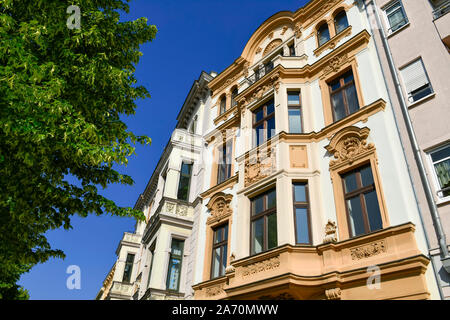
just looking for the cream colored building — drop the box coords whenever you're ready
[97,0,447,300]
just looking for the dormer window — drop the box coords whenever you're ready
[334,10,349,34]
[317,23,330,47]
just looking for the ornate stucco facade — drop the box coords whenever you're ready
[97,0,445,300]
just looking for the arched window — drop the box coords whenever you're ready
[231,88,238,108]
[220,96,226,114]
[317,23,330,47]
[334,10,349,34]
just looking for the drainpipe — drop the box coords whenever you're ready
[361,0,450,282]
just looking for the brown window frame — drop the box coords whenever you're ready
[341,164,382,237]
[292,182,312,245]
[252,98,275,147]
[210,223,228,279]
[250,188,277,255]
[328,69,360,122]
[287,91,303,134]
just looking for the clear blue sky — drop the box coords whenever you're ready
[18,0,309,300]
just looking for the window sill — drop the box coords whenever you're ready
[407,92,436,109]
[387,22,410,38]
[314,26,352,57]
[437,197,450,207]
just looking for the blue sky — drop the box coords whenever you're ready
[18,0,309,300]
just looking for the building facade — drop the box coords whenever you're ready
[97,0,447,300]
[362,0,450,299]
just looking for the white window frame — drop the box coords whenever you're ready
[382,0,409,35]
[427,143,450,203]
[399,57,434,104]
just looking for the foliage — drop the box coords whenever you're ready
[0,0,157,299]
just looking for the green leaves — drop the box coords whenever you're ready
[0,0,156,299]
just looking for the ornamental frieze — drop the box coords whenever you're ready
[241,256,280,277]
[244,146,277,187]
[205,284,225,297]
[350,241,387,260]
[206,192,233,225]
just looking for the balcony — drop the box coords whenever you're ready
[433,0,450,47]
[109,281,133,299]
[194,223,431,300]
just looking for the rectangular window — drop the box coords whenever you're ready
[217,140,233,184]
[177,162,192,201]
[328,70,359,122]
[293,183,311,244]
[166,239,184,292]
[253,99,275,147]
[288,91,303,133]
[342,164,383,237]
[211,224,228,279]
[400,58,433,103]
[384,1,408,33]
[122,253,135,283]
[146,243,156,289]
[430,144,450,198]
[251,188,277,255]
[289,43,296,56]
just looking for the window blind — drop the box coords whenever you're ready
[400,59,429,94]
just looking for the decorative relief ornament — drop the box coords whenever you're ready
[241,256,280,277]
[281,26,289,35]
[256,47,262,54]
[294,22,302,38]
[206,193,233,225]
[263,39,282,57]
[323,220,337,243]
[165,202,175,213]
[325,127,374,167]
[323,53,348,75]
[325,288,341,300]
[268,31,274,40]
[206,284,224,297]
[176,205,188,216]
[350,241,387,260]
[244,146,276,187]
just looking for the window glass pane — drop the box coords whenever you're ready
[214,228,223,244]
[212,248,221,278]
[330,79,341,91]
[255,107,264,122]
[434,159,450,195]
[252,218,264,254]
[295,208,310,244]
[318,24,330,46]
[267,189,276,209]
[335,11,349,34]
[364,191,383,232]
[387,4,406,31]
[347,196,365,236]
[167,258,181,290]
[360,166,374,187]
[171,239,184,256]
[289,108,302,133]
[267,117,275,140]
[343,72,354,84]
[331,91,346,121]
[343,172,358,193]
[294,184,306,202]
[410,84,433,102]
[267,213,278,250]
[221,245,227,276]
[224,224,228,241]
[266,101,275,115]
[254,124,264,146]
[431,146,450,162]
[345,84,359,114]
[252,195,264,215]
[288,92,300,105]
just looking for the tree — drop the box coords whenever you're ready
[0,0,157,299]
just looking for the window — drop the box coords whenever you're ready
[166,239,184,292]
[384,1,408,33]
[211,224,228,279]
[430,144,450,198]
[253,99,275,147]
[251,189,277,254]
[231,88,238,108]
[217,139,233,184]
[328,70,359,122]
[287,91,303,133]
[146,243,156,289]
[400,58,433,103]
[122,253,135,283]
[293,183,311,244]
[220,96,226,114]
[177,162,192,201]
[317,23,330,47]
[189,115,197,134]
[288,43,296,56]
[341,164,383,237]
[334,10,349,34]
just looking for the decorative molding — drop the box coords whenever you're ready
[325,288,341,300]
[350,241,387,260]
[259,292,295,300]
[325,126,375,168]
[323,220,337,243]
[263,39,283,57]
[314,26,353,57]
[206,192,233,225]
[241,256,280,277]
[289,145,308,168]
[206,284,225,297]
[295,22,302,38]
[281,26,289,35]
[244,145,277,187]
[322,53,349,77]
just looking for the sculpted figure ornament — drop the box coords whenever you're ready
[323,220,337,243]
